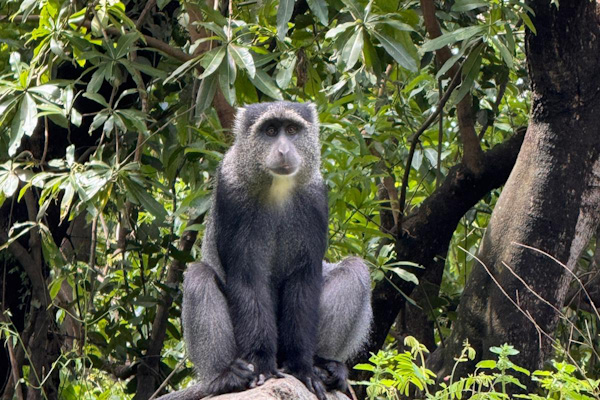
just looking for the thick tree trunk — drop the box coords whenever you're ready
[429,0,600,381]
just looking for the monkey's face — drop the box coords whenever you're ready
[231,101,321,187]
[260,118,303,176]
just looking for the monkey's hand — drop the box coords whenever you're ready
[206,358,255,395]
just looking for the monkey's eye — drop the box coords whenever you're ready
[286,125,298,135]
[265,126,277,137]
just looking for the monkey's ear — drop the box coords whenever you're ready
[305,102,319,124]
[233,107,248,136]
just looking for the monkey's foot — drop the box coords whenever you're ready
[206,359,255,395]
[294,371,327,400]
[249,369,284,388]
[281,364,327,400]
[314,357,348,392]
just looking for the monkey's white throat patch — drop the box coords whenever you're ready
[268,175,296,205]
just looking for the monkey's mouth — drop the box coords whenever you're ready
[269,165,297,176]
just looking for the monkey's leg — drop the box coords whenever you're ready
[315,257,373,391]
[182,262,255,395]
[278,261,327,400]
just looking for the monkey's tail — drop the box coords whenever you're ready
[154,384,207,400]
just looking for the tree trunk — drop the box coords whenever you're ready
[429,0,600,381]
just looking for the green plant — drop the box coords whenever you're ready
[355,339,600,400]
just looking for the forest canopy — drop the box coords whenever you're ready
[1,0,600,399]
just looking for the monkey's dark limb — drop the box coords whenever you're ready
[206,359,256,396]
[314,357,348,393]
[215,184,279,378]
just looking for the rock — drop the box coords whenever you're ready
[206,375,350,400]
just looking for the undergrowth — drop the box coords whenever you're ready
[355,337,600,400]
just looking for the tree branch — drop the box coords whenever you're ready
[135,0,157,30]
[419,0,483,173]
[359,127,526,367]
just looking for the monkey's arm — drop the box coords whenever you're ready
[213,184,280,381]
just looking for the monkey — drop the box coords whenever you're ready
[158,101,372,400]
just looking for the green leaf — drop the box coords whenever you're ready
[164,55,202,84]
[219,51,237,106]
[123,178,167,223]
[325,21,356,40]
[353,363,375,372]
[88,65,107,94]
[306,0,328,25]
[276,55,296,89]
[1,172,19,197]
[476,360,497,369]
[374,18,413,32]
[490,36,513,68]
[49,277,66,300]
[249,69,283,100]
[435,40,469,79]
[277,0,295,40]
[449,43,483,106]
[116,32,140,59]
[9,94,38,156]
[520,12,536,35]
[362,35,382,76]
[421,26,484,53]
[121,59,167,79]
[340,0,364,20]
[341,28,364,71]
[198,46,226,79]
[83,92,110,108]
[196,74,218,115]
[229,44,256,79]
[387,267,419,285]
[157,0,170,10]
[371,31,417,72]
[451,0,488,12]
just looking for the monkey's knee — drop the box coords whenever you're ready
[317,257,372,362]
[183,262,236,382]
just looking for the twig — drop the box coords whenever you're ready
[41,116,49,167]
[135,0,156,30]
[0,312,24,400]
[514,242,600,323]
[436,79,443,188]
[398,67,462,220]
[148,357,188,400]
[458,246,586,376]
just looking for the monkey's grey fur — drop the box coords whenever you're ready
[158,101,372,400]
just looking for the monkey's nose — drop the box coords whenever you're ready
[278,145,289,155]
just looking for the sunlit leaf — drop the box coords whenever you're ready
[306,0,328,25]
[371,30,417,72]
[249,69,283,100]
[277,0,295,40]
[229,44,256,79]
[341,28,364,71]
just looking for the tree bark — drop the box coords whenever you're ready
[428,0,600,381]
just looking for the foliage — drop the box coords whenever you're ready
[357,338,600,400]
